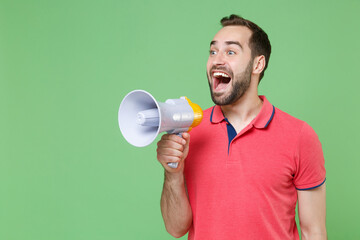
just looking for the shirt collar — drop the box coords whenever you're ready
[210,95,275,129]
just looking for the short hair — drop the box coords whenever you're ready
[221,14,271,82]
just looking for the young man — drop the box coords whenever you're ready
[156,14,327,240]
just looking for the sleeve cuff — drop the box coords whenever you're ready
[295,178,326,191]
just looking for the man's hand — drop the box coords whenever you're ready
[157,132,190,173]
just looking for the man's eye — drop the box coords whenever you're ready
[209,50,217,55]
[227,50,236,55]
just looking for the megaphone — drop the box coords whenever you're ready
[118,90,203,168]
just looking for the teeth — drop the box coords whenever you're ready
[213,72,230,78]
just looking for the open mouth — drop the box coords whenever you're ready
[212,71,232,91]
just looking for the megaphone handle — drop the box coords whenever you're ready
[167,133,183,169]
[167,162,178,168]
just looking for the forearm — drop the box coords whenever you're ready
[298,184,327,240]
[160,171,192,238]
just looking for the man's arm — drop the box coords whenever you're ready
[157,133,192,238]
[297,183,327,240]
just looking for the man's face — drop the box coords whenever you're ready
[207,26,254,105]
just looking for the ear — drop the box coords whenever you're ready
[252,55,266,75]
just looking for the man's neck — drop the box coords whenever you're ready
[220,91,263,133]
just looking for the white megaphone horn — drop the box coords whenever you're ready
[118,90,203,168]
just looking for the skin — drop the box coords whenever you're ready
[206,26,264,133]
[298,184,327,240]
[157,133,192,237]
[157,25,327,239]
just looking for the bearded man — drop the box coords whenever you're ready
[156,14,327,240]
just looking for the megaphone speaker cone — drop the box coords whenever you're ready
[118,90,161,147]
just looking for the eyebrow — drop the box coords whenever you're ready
[210,40,243,50]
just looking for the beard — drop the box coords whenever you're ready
[207,61,253,106]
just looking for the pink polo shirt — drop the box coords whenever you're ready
[184,96,326,240]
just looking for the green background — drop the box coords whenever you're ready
[1,0,359,239]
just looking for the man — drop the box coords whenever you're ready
[156,14,326,240]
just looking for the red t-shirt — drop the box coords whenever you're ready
[184,96,326,240]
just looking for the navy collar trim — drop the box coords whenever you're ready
[264,106,275,128]
[210,106,216,123]
[209,96,275,129]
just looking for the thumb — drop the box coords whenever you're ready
[182,132,190,144]
[181,132,190,159]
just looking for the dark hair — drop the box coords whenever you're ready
[221,14,271,82]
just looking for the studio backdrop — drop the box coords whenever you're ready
[1,0,359,239]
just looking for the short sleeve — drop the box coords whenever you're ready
[293,122,326,190]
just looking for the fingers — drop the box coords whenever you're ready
[161,133,186,145]
[156,133,190,171]
[157,135,185,152]
[157,135,184,162]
